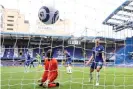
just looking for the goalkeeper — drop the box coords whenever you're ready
[36,53,42,67]
[38,49,59,88]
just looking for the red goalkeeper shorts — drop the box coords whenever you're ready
[41,71,58,83]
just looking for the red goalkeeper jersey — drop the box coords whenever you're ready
[42,58,58,83]
[44,58,58,73]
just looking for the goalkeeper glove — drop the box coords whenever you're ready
[43,80,50,87]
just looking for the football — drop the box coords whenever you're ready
[38,6,59,25]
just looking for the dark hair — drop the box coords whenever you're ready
[46,49,54,59]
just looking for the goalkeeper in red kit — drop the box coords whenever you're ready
[38,49,59,88]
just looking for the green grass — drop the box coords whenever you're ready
[1,66,133,89]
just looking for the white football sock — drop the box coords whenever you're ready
[90,72,93,79]
[89,72,93,82]
[69,66,72,73]
[96,72,100,83]
[24,66,27,72]
[66,67,69,73]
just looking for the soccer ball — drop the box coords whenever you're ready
[38,6,59,25]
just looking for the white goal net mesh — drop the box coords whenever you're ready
[1,0,133,89]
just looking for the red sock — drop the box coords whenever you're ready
[48,83,56,88]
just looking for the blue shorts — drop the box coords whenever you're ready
[66,60,72,65]
[25,61,31,66]
[91,61,103,69]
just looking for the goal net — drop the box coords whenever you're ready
[1,0,133,89]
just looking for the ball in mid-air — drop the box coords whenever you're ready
[38,6,59,25]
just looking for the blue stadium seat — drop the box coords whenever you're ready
[115,37,133,64]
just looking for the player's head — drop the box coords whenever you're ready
[95,39,100,46]
[64,49,68,54]
[42,52,45,56]
[46,49,54,60]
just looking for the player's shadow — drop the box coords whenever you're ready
[35,85,60,89]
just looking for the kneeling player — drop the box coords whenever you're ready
[64,50,72,74]
[38,49,59,88]
[86,39,106,86]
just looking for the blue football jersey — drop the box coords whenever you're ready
[27,54,31,61]
[92,45,104,62]
[65,52,71,61]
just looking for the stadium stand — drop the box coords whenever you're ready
[1,31,127,66]
[103,0,133,32]
[115,36,133,64]
[103,0,133,65]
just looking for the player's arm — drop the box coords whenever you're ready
[101,46,106,64]
[102,52,106,64]
[85,54,93,65]
[53,59,58,71]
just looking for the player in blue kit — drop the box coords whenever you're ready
[86,39,106,86]
[24,53,33,72]
[64,50,72,74]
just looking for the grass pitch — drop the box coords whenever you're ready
[1,66,133,89]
